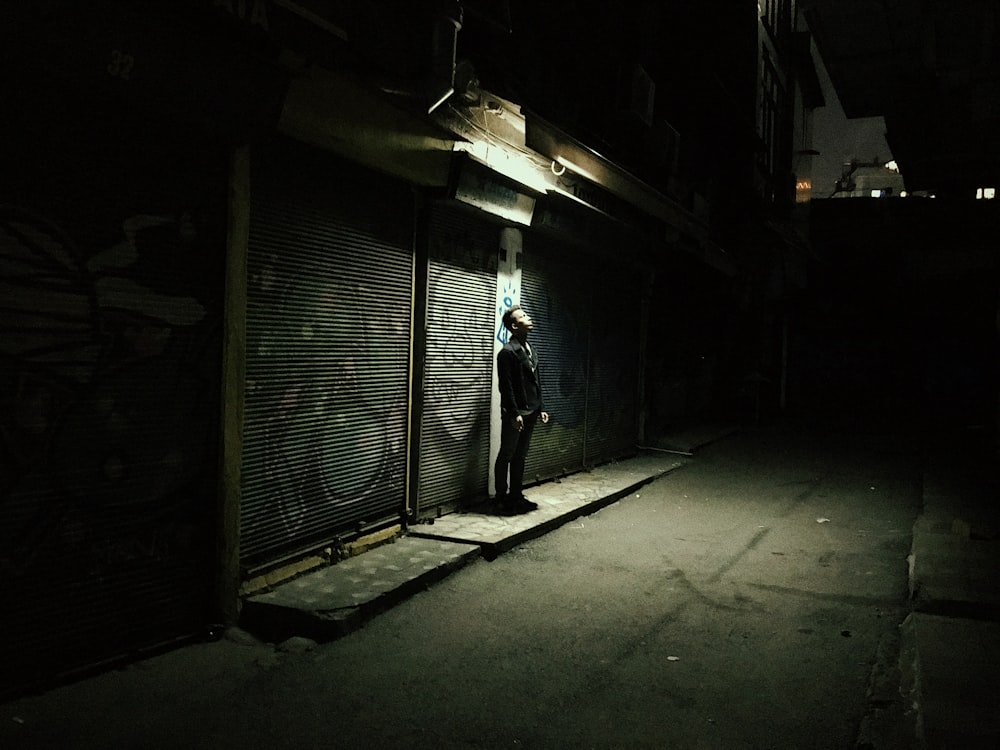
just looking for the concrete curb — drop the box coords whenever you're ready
[241,537,481,644]
[898,612,1000,749]
[410,467,683,560]
[888,431,1000,749]
[238,450,698,646]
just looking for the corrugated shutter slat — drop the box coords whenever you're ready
[521,245,590,480]
[240,141,412,569]
[416,205,498,514]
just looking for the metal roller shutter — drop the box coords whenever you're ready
[241,141,413,569]
[416,204,498,515]
[1,105,225,696]
[585,267,642,463]
[520,241,591,481]
[522,234,642,480]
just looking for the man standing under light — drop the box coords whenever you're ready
[494,305,549,514]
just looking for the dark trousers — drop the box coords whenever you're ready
[494,411,539,499]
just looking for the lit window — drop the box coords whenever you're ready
[871,189,883,198]
[986,188,996,200]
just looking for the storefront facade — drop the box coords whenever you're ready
[2,1,724,695]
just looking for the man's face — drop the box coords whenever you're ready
[510,308,533,336]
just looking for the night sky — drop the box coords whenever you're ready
[811,44,895,199]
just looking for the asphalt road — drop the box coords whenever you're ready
[1,426,922,749]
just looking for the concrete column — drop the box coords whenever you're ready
[489,227,523,497]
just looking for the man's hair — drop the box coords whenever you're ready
[502,305,522,332]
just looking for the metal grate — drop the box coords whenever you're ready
[416,204,499,514]
[521,234,642,480]
[240,142,413,568]
[0,116,225,695]
[520,239,590,481]
[585,267,641,464]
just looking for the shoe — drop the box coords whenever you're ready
[507,495,538,513]
[492,495,517,515]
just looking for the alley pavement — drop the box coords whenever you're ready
[239,438,700,644]
[2,421,998,748]
[243,425,1000,750]
[238,420,1000,749]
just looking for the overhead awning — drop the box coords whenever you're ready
[278,63,457,187]
[525,111,694,231]
[524,111,734,273]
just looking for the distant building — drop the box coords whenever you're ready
[831,159,906,198]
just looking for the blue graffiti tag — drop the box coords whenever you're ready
[496,284,517,345]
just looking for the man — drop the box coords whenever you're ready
[495,305,549,513]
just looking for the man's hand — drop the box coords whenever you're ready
[515,415,524,432]
[540,412,550,424]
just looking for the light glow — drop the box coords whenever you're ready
[454,140,551,194]
[553,156,598,186]
[795,178,811,203]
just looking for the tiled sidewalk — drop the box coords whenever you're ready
[241,450,690,643]
[411,452,689,554]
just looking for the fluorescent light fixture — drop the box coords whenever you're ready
[428,87,455,115]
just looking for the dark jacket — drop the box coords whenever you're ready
[497,338,543,417]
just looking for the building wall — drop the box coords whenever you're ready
[2,0,821,691]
